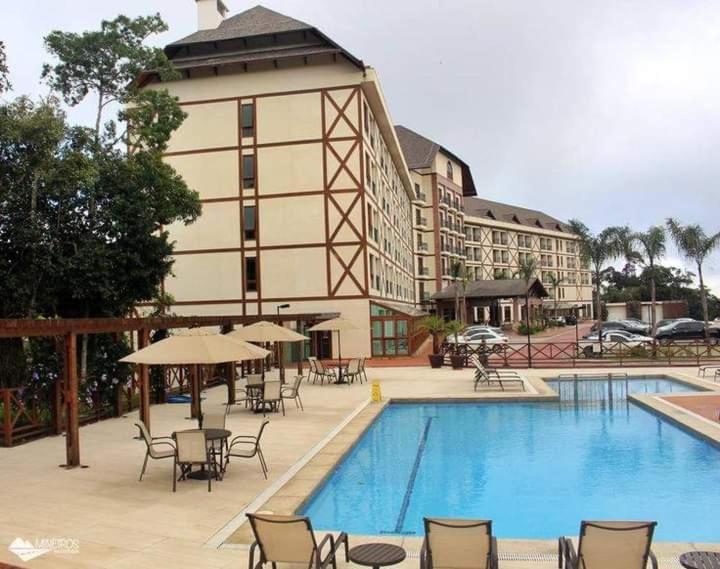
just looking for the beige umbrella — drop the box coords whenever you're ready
[227,321,308,343]
[120,334,270,365]
[308,317,358,381]
[228,321,309,380]
[121,334,270,420]
[226,320,310,380]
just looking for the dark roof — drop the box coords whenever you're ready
[146,5,363,83]
[372,300,427,318]
[463,197,571,232]
[395,125,477,196]
[432,278,548,301]
[168,6,312,47]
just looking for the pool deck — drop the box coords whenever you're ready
[1,365,719,568]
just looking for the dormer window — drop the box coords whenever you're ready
[446,161,454,181]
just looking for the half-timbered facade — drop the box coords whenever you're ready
[139,3,415,356]
[463,198,594,321]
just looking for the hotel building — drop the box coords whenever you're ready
[140,1,592,357]
[140,1,418,357]
[397,126,593,324]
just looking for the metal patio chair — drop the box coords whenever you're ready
[421,517,498,569]
[225,420,270,479]
[281,375,304,411]
[135,421,175,482]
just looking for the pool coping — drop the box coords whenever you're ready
[219,370,720,549]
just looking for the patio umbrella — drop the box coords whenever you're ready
[308,317,358,378]
[228,321,309,380]
[120,334,270,365]
[120,334,270,419]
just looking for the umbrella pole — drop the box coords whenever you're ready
[337,331,342,382]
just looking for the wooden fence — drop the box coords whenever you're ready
[440,340,720,369]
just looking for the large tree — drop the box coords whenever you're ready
[628,226,666,334]
[666,219,720,339]
[568,220,627,334]
[38,14,194,378]
[0,41,10,93]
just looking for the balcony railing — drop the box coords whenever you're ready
[419,267,430,276]
[418,242,429,252]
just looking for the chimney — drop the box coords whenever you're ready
[196,0,228,30]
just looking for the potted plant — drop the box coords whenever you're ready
[419,315,447,368]
[445,320,466,369]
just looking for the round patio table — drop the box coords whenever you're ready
[680,552,720,569]
[348,543,406,569]
[173,428,231,480]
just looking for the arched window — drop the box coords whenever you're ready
[446,160,454,181]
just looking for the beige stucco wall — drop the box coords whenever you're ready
[167,201,240,251]
[165,252,243,302]
[165,150,238,200]
[258,144,323,194]
[166,100,238,153]
[256,92,323,144]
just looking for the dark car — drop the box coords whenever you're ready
[655,320,720,341]
[592,320,650,334]
[564,314,577,325]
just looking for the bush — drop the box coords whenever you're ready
[518,323,544,335]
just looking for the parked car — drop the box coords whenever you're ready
[591,320,650,335]
[448,329,508,346]
[564,314,577,325]
[579,330,653,356]
[463,325,503,335]
[656,317,694,329]
[655,319,720,341]
[547,316,566,325]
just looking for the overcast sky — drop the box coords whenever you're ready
[2,0,719,293]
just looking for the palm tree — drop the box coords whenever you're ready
[419,315,447,355]
[546,272,564,318]
[629,226,666,334]
[666,219,720,339]
[515,255,539,367]
[568,220,627,336]
[450,260,467,324]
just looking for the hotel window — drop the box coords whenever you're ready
[447,161,454,181]
[363,103,369,134]
[242,155,255,189]
[241,103,254,137]
[243,206,256,240]
[244,257,258,292]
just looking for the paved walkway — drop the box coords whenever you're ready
[0,366,717,568]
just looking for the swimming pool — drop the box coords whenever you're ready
[300,377,720,541]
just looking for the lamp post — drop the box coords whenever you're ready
[276,304,290,381]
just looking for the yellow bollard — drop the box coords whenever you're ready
[371,380,382,402]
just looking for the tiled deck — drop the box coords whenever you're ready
[0,366,718,568]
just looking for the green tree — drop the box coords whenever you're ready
[629,226,666,333]
[568,220,626,334]
[40,13,193,378]
[666,219,720,338]
[546,272,563,318]
[515,255,538,365]
[450,260,471,324]
[419,315,448,355]
[0,41,11,93]
[42,14,177,142]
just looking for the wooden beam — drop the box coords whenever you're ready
[137,329,151,432]
[0,313,339,338]
[63,332,80,468]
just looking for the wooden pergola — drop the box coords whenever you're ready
[0,313,336,468]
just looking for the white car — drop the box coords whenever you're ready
[463,325,503,335]
[449,329,508,346]
[579,330,653,356]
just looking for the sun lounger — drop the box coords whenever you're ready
[246,512,348,569]
[698,364,720,377]
[558,520,658,569]
[421,517,498,569]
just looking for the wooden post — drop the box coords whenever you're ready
[226,362,236,405]
[51,378,64,435]
[297,320,304,376]
[137,329,150,431]
[2,389,11,447]
[63,332,80,468]
[190,364,201,420]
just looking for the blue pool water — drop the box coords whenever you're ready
[300,377,720,541]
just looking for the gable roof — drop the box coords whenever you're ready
[148,4,363,82]
[464,197,571,232]
[168,5,313,47]
[432,278,548,301]
[395,125,477,196]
